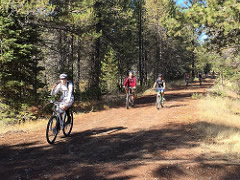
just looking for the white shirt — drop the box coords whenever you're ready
[51,81,74,102]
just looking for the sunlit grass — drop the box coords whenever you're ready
[0,119,47,134]
[196,95,240,157]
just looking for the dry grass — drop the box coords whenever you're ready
[196,95,240,157]
[0,119,47,134]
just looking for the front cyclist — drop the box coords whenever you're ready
[123,70,136,106]
[152,74,166,100]
[51,74,74,120]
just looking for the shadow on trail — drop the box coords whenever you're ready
[1,121,240,179]
[133,80,213,109]
[71,79,214,112]
[134,91,199,109]
[152,121,240,180]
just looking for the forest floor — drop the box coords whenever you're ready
[1,79,240,180]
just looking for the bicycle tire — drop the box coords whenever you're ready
[63,110,74,137]
[160,97,164,108]
[46,116,59,144]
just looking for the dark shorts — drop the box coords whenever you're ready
[127,87,135,93]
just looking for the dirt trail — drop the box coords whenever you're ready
[1,79,240,180]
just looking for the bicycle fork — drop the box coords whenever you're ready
[58,112,67,130]
[157,91,163,105]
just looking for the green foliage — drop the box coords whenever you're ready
[192,92,203,99]
[0,10,44,109]
[1,0,240,121]
[203,63,212,74]
[0,0,55,17]
[100,47,119,93]
[80,87,102,101]
[0,100,36,125]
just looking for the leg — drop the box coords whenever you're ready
[125,88,128,94]
[60,101,73,124]
[161,90,165,101]
[65,108,71,123]
[131,92,135,101]
[131,89,135,105]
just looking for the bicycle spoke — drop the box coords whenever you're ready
[46,116,58,144]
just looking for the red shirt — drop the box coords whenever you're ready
[124,77,136,87]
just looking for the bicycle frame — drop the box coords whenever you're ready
[125,87,134,109]
[154,88,164,109]
[51,101,67,129]
[154,88,164,96]
[46,100,74,144]
[127,87,133,96]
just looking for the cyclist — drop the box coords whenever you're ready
[123,70,136,106]
[152,74,166,100]
[185,73,190,88]
[198,73,202,86]
[51,73,74,120]
[212,71,215,79]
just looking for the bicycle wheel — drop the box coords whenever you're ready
[46,116,59,144]
[156,95,160,110]
[63,110,74,137]
[126,94,130,109]
[160,94,164,108]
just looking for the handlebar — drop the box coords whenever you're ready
[125,87,135,89]
[49,100,61,105]
[152,88,165,90]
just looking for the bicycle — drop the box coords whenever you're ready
[185,78,189,88]
[125,87,134,109]
[199,78,202,86]
[154,88,164,110]
[46,100,73,144]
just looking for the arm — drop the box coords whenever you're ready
[66,82,73,103]
[163,81,166,90]
[123,78,128,87]
[50,84,60,96]
[152,82,157,89]
[133,77,136,88]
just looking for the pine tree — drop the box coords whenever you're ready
[100,47,118,93]
[0,10,43,108]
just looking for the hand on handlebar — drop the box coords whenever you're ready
[53,84,57,89]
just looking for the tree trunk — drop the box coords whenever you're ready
[192,53,195,80]
[76,38,81,93]
[90,0,102,98]
[59,30,64,73]
[71,33,74,83]
[138,1,143,86]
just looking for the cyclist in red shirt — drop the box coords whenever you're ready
[123,70,136,105]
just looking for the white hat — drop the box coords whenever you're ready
[59,73,68,79]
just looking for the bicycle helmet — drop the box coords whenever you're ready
[59,73,68,79]
[129,70,134,74]
[158,74,163,77]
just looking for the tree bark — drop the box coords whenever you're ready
[138,1,143,86]
[76,38,81,93]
